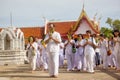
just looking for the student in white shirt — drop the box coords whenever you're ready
[83,30,96,73]
[26,36,38,72]
[75,34,84,71]
[64,34,76,71]
[99,34,108,69]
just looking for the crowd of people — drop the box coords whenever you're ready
[25,24,120,78]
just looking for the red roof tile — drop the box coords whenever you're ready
[20,27,44,43]
[48,21,76,34]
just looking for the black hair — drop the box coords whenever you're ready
[86,30,91,34]
[100,34,105,37]
[113,30,119,33]
[78,34,84,39]
[113,30,120,37]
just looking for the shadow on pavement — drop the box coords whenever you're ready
[100,69,120,80]
[0,75,49,78]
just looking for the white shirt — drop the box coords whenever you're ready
[44,31,61,53]
[65,39,75,54]
[95,42,100,53]
[32,42,38,56]
[59,42,64,55]
[84,37,96,55]
[76,39,84,47]
[76,39,84,55]
[114,37,120,48]
[99,39,108,50]
[84,37,96,50]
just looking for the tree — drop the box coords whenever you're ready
[113,19,120,30]
[106,18,120,31]
[100,27,113,38]
[106,18,113,28]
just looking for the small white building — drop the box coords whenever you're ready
[0,27,26,65]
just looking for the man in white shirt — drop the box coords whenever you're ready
[44,23,61,78]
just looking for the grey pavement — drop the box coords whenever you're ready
[0,64,120,80]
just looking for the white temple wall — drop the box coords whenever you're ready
[74,19,95,34]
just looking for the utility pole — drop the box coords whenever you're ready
[10,12,12,26]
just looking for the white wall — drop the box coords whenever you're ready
[74,19,95,34]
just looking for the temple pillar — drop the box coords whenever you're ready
[10,39,14,50]
[1,39,4,50]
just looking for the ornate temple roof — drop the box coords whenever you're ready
[74,9,100,34]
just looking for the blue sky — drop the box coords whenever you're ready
[0,0,120,28]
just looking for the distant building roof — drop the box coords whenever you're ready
[20,27,44,43]
[47,21,76,35]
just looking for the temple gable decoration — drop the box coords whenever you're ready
[72,9,100,35]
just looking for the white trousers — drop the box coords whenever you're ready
[59,52,64,67]
[48,52,59,76]
[31,55,37,70]
[36,52,43,68]
[100,48,108,68]
[75,48,84,70]
[107,53,116,67]
[27,51,32,63]
[84,53,95,72]
[114,47,120,70]
[76,54,84,70]
[66,53,75,70]
[42,54,48,69]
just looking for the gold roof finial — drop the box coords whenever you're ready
[82,0,85,11]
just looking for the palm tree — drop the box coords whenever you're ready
[106,18,120,31]
[100,27,113,38]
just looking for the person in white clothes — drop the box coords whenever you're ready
[41,40,48,71]
[35,38,43,70]
[83,30,96,73]
[113,30,120,71]
[99,34,108,69]
[26,36,38,72]
[93,34,101,67]
[64,34,76,71]
[75,34,84,71]
[26,37,34,64]
[44,23,61,78]
[107,37,116,68]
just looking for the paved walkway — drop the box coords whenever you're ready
[0,64,120,80]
